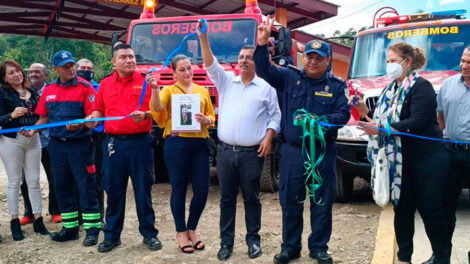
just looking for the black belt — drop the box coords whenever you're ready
[219,141,259,152]
[51,136,88,142]
[107,133,148,140]
[448,142,470,151]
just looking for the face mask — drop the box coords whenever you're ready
[386,58,407,80]
[77,70,94,81]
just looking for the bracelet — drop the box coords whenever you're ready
[206,118,211,125]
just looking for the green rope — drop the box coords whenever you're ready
[293,109,329,205]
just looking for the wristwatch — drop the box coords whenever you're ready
[144,112,151,120]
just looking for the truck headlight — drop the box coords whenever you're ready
[337,126,368,141]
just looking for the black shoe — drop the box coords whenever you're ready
[83,234,98,246]
[98,240,121,253]
[10,218,25,241]
[422,254,450,264]
[143,237,162,251]
[50,227,79,242]
[273,250,301,264]
[33,217,49,235]
[217,245,233,261]
[310,251,333,264]
[248,244,262,259]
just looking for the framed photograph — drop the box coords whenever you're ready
[171,94,201,132]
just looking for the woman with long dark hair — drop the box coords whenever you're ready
[0,60,49,241]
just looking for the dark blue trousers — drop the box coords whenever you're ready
[217,143,264,246]
[48,137,100,235]
[278,142,336,254]
[102,134,158,241]
[163,137,209,232]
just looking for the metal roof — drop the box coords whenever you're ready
[0,0,338,44]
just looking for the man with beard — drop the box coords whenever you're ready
[19,63,61,225]
[197,21,281,261]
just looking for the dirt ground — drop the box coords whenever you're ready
[0,162,380,264]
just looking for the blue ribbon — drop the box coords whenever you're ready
[318,121,470,145]
[137,18,208,110]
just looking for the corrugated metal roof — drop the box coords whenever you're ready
[0,0,338,44]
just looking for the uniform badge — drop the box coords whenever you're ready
[89,94,95,103]
[324,85,329,92]
[311,40,322,49]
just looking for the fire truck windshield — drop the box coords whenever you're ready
[130,18,257,64]
[349,23,470,79]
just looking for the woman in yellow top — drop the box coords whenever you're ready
[148,54,215,254]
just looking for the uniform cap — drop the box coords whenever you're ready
[304,40,330,57]
[52,50,76,66]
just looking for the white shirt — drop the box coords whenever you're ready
[206,57,281,146]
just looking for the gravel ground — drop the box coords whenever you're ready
[0,162,380,264]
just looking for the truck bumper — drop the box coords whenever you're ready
[336,140,371,182]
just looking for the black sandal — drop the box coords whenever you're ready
[180,244,194,254]
[193,240,205,250]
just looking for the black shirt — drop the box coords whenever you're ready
[0,86,40,138]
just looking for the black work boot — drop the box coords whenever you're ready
[10,218,25,241]
[33,217,50,235]
[50,227,79,242]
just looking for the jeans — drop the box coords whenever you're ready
[164,137,209,232]
[0,133,42,216]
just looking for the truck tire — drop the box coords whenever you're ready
[335,168,354,203]
[260,152,280,192]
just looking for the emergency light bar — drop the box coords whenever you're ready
[376,9,466,26]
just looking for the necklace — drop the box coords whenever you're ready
[18,89,27,97]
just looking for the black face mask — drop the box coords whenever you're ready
[77,70,94,81]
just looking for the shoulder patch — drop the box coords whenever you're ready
[79,80,91,88]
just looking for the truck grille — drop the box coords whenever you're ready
[365,96,379,112]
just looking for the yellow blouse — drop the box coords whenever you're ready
[149,82,215,138]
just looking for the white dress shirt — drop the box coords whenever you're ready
[206,57,281,146]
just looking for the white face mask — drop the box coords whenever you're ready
[386,58,407,80]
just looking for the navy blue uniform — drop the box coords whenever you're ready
[35,76,101,234]
[254,45,350,254]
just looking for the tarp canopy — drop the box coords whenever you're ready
[0,0,338,44]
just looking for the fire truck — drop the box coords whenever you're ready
[335,8,469,201]
[113,0,305,191]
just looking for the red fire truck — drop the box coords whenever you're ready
[335,8,469,201]
[114,0,304,190]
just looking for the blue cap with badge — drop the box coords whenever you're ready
[304,40,330,57]
[52,50,76,66]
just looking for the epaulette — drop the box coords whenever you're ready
[79,80,91,88]
[329,75,346,83]
[287,64,301,73]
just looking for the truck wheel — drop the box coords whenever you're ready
[335,168,354,203]
[260,152,280,192]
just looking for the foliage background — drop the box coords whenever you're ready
[0,35,113,82]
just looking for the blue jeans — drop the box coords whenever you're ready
[164,137,209,232]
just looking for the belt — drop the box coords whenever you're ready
[51,136,88,142]
[107,133,148,140]
[448,142,470,151]
[219,141,259,152]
